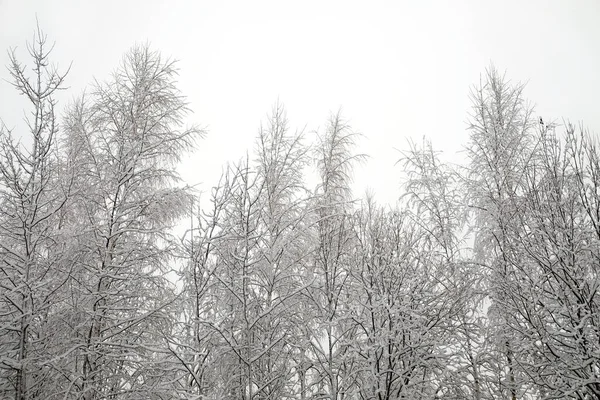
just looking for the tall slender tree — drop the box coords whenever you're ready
[60,44,202,399]
[304,111,363,399]
[0,26,71,400]
[465,66,537,399]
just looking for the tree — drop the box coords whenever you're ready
[465,65,537,399]
[391,141,471,399]
[179,103,312,400]
[0,26,71,400]
[251,103,311,399]
[499,123,600,399]
[209,157,266,400]
[60,44,202,399]
[303,111,364,399]
[348,198,442,400]
[169,172,234,399]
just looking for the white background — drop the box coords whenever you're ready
[1,0,598,205]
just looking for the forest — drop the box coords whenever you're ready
[1,28,600,400]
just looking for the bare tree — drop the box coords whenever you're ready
[376,140,471,399]
[60,44,202,399]
[302,111,364,400]
[348,198,446,400]
[498,123,600,399]
[211,157,265,400]
[0,26,71,400]
[168,172,233,399]
[465,65,537,399]
[251,103,311,399]
[181,104,312,400]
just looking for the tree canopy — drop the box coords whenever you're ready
[1,28,598,400]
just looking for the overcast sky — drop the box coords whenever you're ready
[1,1,599,204]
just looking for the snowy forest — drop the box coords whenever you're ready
[1,28,600,400]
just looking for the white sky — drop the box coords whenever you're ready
[1,0,599,205]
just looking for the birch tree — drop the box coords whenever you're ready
[251,103,310,399]
[303,112,363,399]
[186,104,311,400]
[500,123,600,399]
[385,141,470,399]
[169,174,233,399]
[349,199,444,399]
[0,26,71,400]
[465,66,537,399]
[60,44,202,399]
[211,158,265,400]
